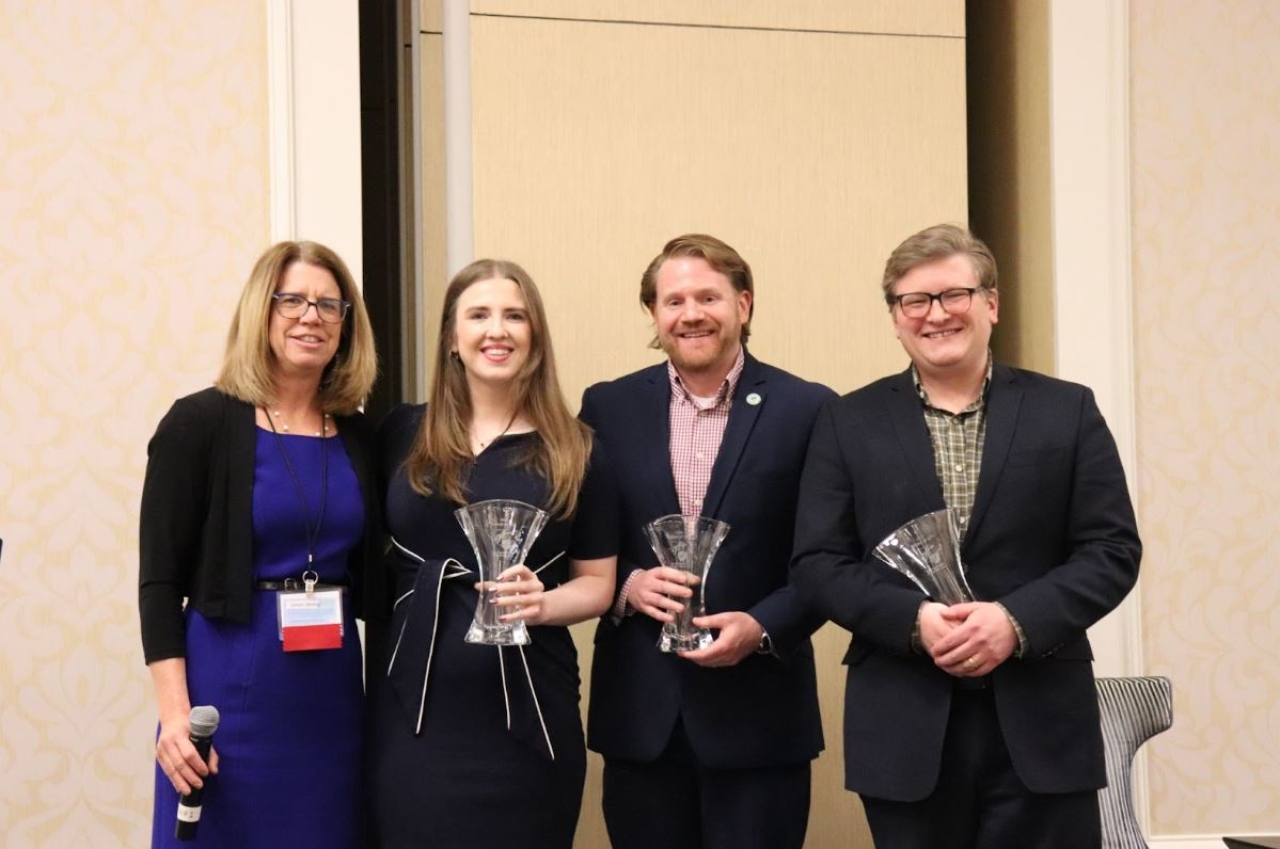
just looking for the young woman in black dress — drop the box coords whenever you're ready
[369,259,618,847]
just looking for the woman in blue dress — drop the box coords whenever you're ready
[139,241,380,847]
[368,259,618,847]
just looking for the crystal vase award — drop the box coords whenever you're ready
[456,499,550,646]
[873,508,975,605]
[644,514,731,652]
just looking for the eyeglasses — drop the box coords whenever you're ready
[891,287,986,319]
[272,293,350,324]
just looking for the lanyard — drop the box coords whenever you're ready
[264,409,329,567]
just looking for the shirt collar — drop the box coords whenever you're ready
[668,347,746,407]
[912,351,994,413]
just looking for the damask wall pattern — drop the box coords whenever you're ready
[0,2,269,844]
[1130,0,1280,834]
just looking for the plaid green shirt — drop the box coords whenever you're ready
[911,355,1029,655]
[912,357,993,534]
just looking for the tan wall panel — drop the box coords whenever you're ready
[471,15,967,398]
[467,14,967,848]
[421,0,443,33]
[471,0,964,38]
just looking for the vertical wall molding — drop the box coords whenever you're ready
[1048,0,1150,833]
[442,0,474,275]
[267,0,296,241]
[1048,0,1143,672]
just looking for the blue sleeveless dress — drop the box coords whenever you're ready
[151,429,365,847]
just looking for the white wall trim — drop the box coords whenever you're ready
[409,0,428,400]
[267,0,296,242]
[1047,0,1151,833]
[1047,0,1144,677]
[443,0,474,275]
[1150,838,1234,849]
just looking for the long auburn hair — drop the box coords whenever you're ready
[402,259,591,517]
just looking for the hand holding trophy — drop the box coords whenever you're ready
[644,514,730,652]
[455,498,550,645]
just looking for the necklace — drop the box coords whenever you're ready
[270,407,330,437]
[473,411,519,452]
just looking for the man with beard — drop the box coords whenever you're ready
[580,234,832,849]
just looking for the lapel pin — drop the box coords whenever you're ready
[746,392,762,406]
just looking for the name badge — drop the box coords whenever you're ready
[277,574,344,652]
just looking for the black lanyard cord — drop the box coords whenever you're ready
[264,408,329,566]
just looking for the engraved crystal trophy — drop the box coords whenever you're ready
[873,508,974,604]
[455,498,550,645]
[644,514,730,652]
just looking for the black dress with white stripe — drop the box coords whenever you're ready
[368,404,617,848]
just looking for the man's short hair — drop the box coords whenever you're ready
[881,223,998,307]
[639,233,755,342]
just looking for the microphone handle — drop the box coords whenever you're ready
[174,733,213,841]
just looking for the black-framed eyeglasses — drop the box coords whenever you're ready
[272,293,350,324]
[891,287,986,319]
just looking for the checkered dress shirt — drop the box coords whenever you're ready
[611,349,745,618]
[668,349,745,516]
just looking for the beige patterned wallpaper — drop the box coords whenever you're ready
[0,2,269,844]
[1131,0,1280,835]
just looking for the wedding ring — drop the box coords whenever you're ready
[964,656,978,669]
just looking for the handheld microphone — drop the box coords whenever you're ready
[175,705,220,841]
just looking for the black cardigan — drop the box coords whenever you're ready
[138,387,384,664]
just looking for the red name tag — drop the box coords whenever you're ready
[283,623,343,652]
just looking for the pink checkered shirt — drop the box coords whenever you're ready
[667,350,745,515]
[612,349,746,618]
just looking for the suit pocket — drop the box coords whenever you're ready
[842,641,874,666]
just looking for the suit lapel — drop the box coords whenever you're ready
[702,354,765,518]
[967,364,1022,544]
[643,365,682,518]
[885,369,946,508]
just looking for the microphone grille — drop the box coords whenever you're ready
[189,705,221,737]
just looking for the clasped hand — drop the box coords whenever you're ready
[920,601,1018,677]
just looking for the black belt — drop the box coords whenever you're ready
[256,579,348,591]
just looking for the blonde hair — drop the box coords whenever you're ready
[403,259,591,517]
[881,223,998,307]
[215,241,378,413]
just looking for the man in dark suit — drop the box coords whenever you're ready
[581,234,832,849]
[790,223,1141,848]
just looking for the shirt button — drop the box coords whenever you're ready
[696,452,705,460]
[959,516,967,524]
[954,464,963,472]
[694,500,702,509]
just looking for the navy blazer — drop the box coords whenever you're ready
[581,352,832,769]
[790,364,1141,801]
